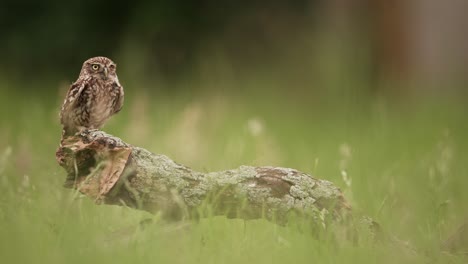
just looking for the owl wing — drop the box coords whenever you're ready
[60,80,87,125]
[112,82,124,114]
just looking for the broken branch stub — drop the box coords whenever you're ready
[56,129,351,223]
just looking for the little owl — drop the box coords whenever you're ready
[60,56,124,137]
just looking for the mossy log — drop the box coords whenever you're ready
[55,129,468,255]
[55,129,353,224]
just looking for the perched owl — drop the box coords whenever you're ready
[60,56,124,137]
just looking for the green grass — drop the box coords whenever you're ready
[0,80,467,264]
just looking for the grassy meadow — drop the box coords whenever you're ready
[0,71,467,264]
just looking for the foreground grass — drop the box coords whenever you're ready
[0,83,467,263]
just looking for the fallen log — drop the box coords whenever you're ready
[56,129,353,225]
[57,130,468,256]
[55,129,390,245]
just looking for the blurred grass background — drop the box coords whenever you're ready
[1,1,468,263]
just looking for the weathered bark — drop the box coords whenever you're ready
[56,129,353,224]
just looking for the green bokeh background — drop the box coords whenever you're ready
[0,1,467,263]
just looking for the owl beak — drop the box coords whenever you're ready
[103,67,109,78]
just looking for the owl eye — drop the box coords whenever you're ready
[91,64,100,71]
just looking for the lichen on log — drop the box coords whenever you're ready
[56,129,352,224]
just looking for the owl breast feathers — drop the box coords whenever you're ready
[60,56,124,137]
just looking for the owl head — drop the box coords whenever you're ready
[80,56,118,81]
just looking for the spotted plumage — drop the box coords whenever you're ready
[60,56,124,137]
